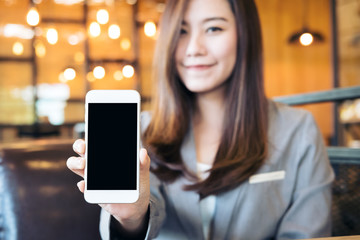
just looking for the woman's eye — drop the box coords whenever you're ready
[207,27,222,33]
[180,28,187,35]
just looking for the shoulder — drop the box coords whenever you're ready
[265,101,331,182]
[268,100,317,133]
[267,100,322,158]
[269,100,314,122]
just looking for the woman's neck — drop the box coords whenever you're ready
[192,90,226,165]
[193,90,226,128]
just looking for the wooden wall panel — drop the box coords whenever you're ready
[255,0,333,143]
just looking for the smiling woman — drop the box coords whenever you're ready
[145,0,269,198]
[67,0,334,239]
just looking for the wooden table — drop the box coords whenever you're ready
[304,236,360,240]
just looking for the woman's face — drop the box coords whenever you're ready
[175,0,237,95]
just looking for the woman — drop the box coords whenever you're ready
[67,0,335,239]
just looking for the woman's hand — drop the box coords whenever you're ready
[66,139,151,233]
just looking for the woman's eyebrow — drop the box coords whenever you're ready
[203,17,228,23]
[181,17,228,26]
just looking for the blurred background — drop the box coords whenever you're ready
[0,0,359,147]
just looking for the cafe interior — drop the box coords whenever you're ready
[0,0,359,239]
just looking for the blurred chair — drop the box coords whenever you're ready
[329,148,360,235]
[0,139,101,240]
[275,86,360,236]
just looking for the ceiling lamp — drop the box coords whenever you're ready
[288,0,324,46]
[288,28,324,46]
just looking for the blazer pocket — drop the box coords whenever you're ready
[249,170,286,184]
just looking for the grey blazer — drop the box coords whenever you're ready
[100,101,335,240]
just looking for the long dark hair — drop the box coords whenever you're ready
[143,0,268,199]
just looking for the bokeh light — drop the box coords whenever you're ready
[93,66,105,79]
[26,8,40,26]
[108,24,120,39]
[122,65,134,78]
[299,33,313,46]
[47,28,58,45]
[12,41,24,55]
[144,21,156,37]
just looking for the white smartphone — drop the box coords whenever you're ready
[84,90,140,203]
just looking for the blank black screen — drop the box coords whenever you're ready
[87,103,137,190]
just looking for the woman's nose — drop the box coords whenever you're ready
[185,33,207,57]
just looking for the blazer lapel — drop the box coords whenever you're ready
[166,177,204,239]
[165,126,205,240]
[211,183,248,239]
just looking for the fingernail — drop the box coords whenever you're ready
[74,142,80,152]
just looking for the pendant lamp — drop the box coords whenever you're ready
[288,0,325,46]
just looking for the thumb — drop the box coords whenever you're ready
[139,148,151,200]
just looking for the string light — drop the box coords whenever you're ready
[120,38,131,50]
[113,70,123,81]
[35,40,46,57]
[22,4,141,85]
[108,24,120,39]
[64,68,76,81]
[89,22,101,37]
[122,65,134,78]
[68,34,80,45]
[96,9,109,24]
[12,41,24,55]
[93,66,105,79]
[144,21,156,37]
[86,72,96,82]
[46,28,58,45]
[26,7,40,26]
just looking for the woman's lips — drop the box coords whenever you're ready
[184,64,216,70]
